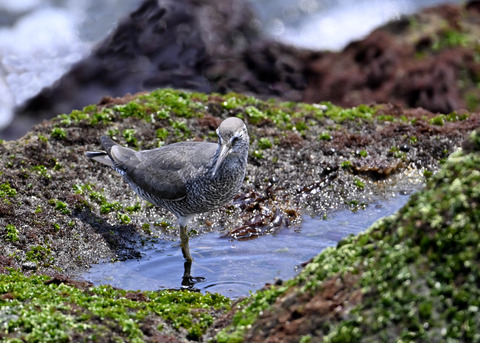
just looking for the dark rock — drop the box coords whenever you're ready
[7,0,260,139]
[5,1,480,140]
[21,261,37,271]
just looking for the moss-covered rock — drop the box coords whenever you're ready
[217,128,480,342]
[1,88,480,341]
[3,88,472,276]
[0,270,230,342]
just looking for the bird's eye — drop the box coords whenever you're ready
[231,136,239,144]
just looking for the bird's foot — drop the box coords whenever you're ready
[182,260,205,288]
[181,275,206,288]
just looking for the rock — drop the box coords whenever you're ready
[216,126,480,343]
[1,88,480,341]
[21,261,37,271]
[2,88,478,275]
[304,2,480,114]
[6,0,260,139]
[6,1,480,139]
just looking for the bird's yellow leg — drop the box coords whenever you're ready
[180,225,193,262]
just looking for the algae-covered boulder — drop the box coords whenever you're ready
[3,88,473,276]
[1,88,479,341]
[216,128,480,342]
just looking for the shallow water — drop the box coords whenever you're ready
[83,192,412,298]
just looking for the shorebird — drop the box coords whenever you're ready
[85,117,249,262]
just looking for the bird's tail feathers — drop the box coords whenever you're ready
[85,151,115,167]
[100,136,120,154]
[86,136,135,167]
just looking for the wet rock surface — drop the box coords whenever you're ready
[215,127,480,343]
[1,89,480,341]
[2,89,478,278]
[5,0,480,139]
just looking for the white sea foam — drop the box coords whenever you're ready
[279,0,411,50]
[259,0,461,50]
[0,7,87,106]
[0,0,139,130]
[0,0,41,13]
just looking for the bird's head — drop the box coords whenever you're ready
[212,117,249,176]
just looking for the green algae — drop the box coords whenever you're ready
[389,146,407,159]
[432,28,470,52]
[357,149,368,158]
[4,224,19,243]
[0,270,231,342]
[318,131,332,141]
[257,138,272,150]
[354,178,365,190]
[50,127,66,140]
[31,165,51,179]
[216,282,294,343]
[0,182,17,198]
[53,89,393,136]
[25,245,53,267]
[340,160,353,170]
[117,213,132,224]
[100,201,122,214]
[155,127,169,140]
[48,199,71,215]
[217,129,480,341]
[122,128,138,147]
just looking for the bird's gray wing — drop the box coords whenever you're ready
[114,141,217,201]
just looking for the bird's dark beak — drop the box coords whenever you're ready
[212,144,229,176]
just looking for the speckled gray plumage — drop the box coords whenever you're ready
[85,117,249,261]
